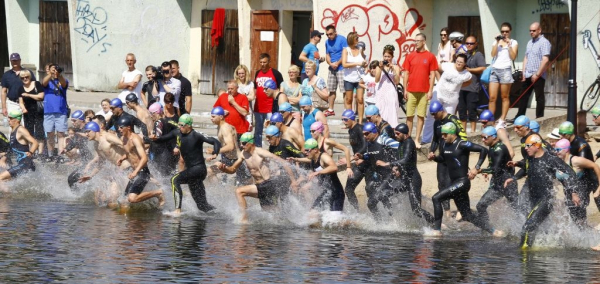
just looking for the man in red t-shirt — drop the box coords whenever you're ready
[402,33,438,145]
[213,80,249,135]
[253,53,284,147]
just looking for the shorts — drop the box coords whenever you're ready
[343,81,360,92]
[43,113,68,133]
[489,67,514,84]
[327,69,345,93]
[6,100,20,114]
[8,159,35,178]
[124,167,150,195]
[406,92,428,117]
[256,179,279,207]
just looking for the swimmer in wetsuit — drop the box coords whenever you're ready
[475,126,519,225]
[217,132,298,223]
[152,114,221,215]
[364,105,395,140]
[145,102,178,177]
[104,98,149,138]
[507,134,579,249]
[479,110,515,159]
[428,122,503,237]
[0,110,38,190]
[342,109,368,210]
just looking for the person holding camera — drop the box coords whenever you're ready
[42,63,69,160]
[157,61,181,113]
[489,22,518,122]
[117,53,143,106]
[374,45,401,128]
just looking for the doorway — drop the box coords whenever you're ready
[39,0,73,81]
[291,12,312,70]
[250,10,280,76]
[541,13,570,108]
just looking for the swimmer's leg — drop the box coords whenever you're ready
[236,184,258,223]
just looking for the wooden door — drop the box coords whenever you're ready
[447,16,485,57]
[250,11,279,77]
[39,0,72,78]
[541,13,570,108]
[199,9,240,94]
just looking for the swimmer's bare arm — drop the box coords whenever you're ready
[326,138,353,176]
[105,132,124,147]
[18,127,38,157]
[497,128,515,158]
[216,157,244,174]
[309,153,337,180]
[211,127,235,160]
[289,156,311,163]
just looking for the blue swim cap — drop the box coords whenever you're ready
[270,112,284,123]
[71,110,85,120]
[482,126,497,137]
[479,110,494,122]
[279,102,293,112]
[365,105,379,116]
[529,121,540,133]
[211,106,225,116]
[514,115,530,127]
[342,109,356,121]
[429,100,443,114]
[363,122,378,133]
[110,98,123,108]
[265,125,280,137]
[263,79,277,90]
[299,96,312,106]
[84,121,100,133]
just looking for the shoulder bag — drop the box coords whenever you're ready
[480,57,495,84]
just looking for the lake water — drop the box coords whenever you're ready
[3,166,600,283]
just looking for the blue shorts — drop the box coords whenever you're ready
[344,81,360,92]
[490,67,514,84]
[44,113,68,133]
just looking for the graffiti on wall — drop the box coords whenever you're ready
[532,0,566,14]
[74,0,111,54]
[581,23,600,69]
[321,4,425,65]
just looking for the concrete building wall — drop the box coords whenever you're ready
[576,0,600,104]
[4,0,39,69]
[66,0,192,91]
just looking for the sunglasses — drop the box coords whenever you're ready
[501,30,511,33]
[555,147,569,152]
[20,77,30,80]
[529,30,537,33]
[118,125,127,129]
[593,115,600,120]
[524,143,537,148]
[341,118,350,122]
[440,34,447,36]
[465,42,476,45]
[266,135,274,139]
[515,125,525,130]
[165,101,174,104]
[270,121,278,125]
[479,120,489,124]
[178,123,188,127]
[363,132,372,136]
[310,130,318,133]
[366,116,373,121]
[481,135,492,140]
[240,141,249,146]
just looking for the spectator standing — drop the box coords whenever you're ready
[490,22,518,121]
[280,65,302,120]
[42,63,69,159]
[324,25,348,117]
[342,32,367,120]
[301,61,330,112]
[213,80,250,136]
[117,53,143,105]
[516,22,551,119]
[141,66,159,107]
[437,28,452,64]
[157,62,181,111]
[374,45,401,128]
[458,36,486,132]
[253,53,284,147]
[170,60,192,115]
[17,70,45,155]
[2,53,36,117]
[299,30,325,81]
[234,65,255,130]
[402,33,438,145]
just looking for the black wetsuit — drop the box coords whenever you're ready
[310,153,345,211]
[268,138,304,197]
[376,119,396,140]
[0,132,11,165]
[155,129,221,212]
[432,138,493,232]
[344,122,367,210]
[519,151,577,248]
[363,135,398,218]
[147,118,179,176]
[430,113,467,211]
[568,136,600,213]
[514,131,554,212]
[65,128,93,162]
[7,126,35,177]
[390,136,434,224]
[104,111,149,138]
[476,141,519,223]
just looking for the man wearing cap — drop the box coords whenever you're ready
[104,98,149,138]
[42,63,69,160]
[475,126,519,226]
[152,114,221,215]
[125,93,153,136]
[325,25,347,118]
[270,112,304,151]
[117,53,143,106]
[254,53,284,147]
[342,109,368,210]
[0,110,38,189]
[2,53,36,117]
[364,105,395,140]
[217,132,297,223]
[428,122,500,237]
[214,80,249,137]
[300,96,329,139]
[278,102,302,134]
[299,30,326,81]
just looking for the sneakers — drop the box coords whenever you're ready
[323,109,335,117]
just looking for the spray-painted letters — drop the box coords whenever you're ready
[74,0,111,54]
[532,0,567,14]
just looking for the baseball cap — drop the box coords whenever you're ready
[9,53,21,61]
[310,30,324,38]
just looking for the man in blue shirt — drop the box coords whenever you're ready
[42,63,69,159]
[325,25,348,117]
[299,30,325,82]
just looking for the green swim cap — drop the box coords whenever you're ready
[178,114,193,126]
[240,132,254,144]
[441,122,457,134]
[558,121,574,135]
[8,109,22,120]
[592,107,600,116]
[304,138,318,149]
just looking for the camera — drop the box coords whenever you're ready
[383,60,389,66]
[55,65,63,73]
[495,35,505,41]
[154,66,163,80]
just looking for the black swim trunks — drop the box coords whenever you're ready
[7,159,35,178]
[124,167,151,195]
[256,179,279,207]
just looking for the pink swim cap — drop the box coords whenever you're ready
[310,121,324,133]
[149,103,163,114]
[555,138,570,150]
